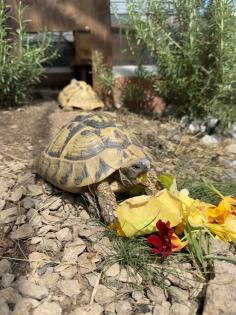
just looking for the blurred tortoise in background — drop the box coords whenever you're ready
[36,112,158,224]
[58,79,104,111]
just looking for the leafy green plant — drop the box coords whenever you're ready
[92,50,114,104]
[125,0,236,125]
[0,0,57,105]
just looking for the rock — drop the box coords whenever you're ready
[59,265,77,280]
[73,222,104,242]
[77,252,98,274]
[0,259,11,277]
[225,144,236,154]
[200,135,218,146]
[69,303,103,315]
[85,272,100,287]
[30,237,42,245]
[0,207,18,224]
[115,300,132,315]
[104,302,116,314]
[33,302,62,315]
[169,303,191,315]
[153,301,171,315]
[12,298,40,315]
[1,273,15,288]
[48,197,62,211]
[15,214,27,225]
[105,263,120,277]
[135,304,152,314]
[27,185,43,196]
[39,238,62,254]
[210,238,231,256]
[92,237,112,256]
[131,291,150,304]
[94,285,116,305]
[0,301,9,315]
[11,223,34,240]
[8,187,25,202]
[62,239,86,263]
[17,279,48,300]
[146,285,166,304]
[203,261,236,315]
[0,287,22,304]
[57,280,81,297]
[38,272,59,289]
[167,286,189,303]
[0,199,6,210]
[56,227,72,242]
[118,267,142,285]
[28,252,51,271]
[22,197,35,209]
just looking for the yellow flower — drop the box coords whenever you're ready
[207,215,236,242]
[115,190,183,237]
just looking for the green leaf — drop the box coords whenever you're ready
[159,173,178,193]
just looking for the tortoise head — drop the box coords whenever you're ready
[120,158,151,181]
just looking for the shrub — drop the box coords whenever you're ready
[126,0,236,125]
[0,0,57,105]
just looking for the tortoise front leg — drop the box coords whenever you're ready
[144,168,159,195]
[95,180,117,224]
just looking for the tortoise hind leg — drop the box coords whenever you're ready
[95,180,117,224]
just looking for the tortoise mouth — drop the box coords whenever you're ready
[120,158,151,180]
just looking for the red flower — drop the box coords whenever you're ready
[147,220,186,258]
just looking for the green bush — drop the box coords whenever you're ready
[0,0,57,105]
[126,0,236,125]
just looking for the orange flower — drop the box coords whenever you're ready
[147,220,187,258]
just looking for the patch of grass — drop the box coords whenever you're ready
[179,178,236,204]
[184,225,213,278]
[101,228,191,287]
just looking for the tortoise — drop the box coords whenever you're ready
[36,112,158,224]
[58,79,104,111]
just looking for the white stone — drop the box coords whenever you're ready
[38,272,59,289]
[94,285,116,305]
[0,301,9,315]
[17,279,48,300]
[56,227,72,242]
[118,267,142,285]
[12,298,40,315]
[28,252,51,271]
[225,144,236,154]
[1,273,15,288]
[69,303,103,315]
[0,207,18,224]
[115,300,132,315]
[57,280,81,297]
[8,187,25,202]
[0,287,22,304]
[169,303,190,315]
[59,265,77,279]
[0,259,11,277]
[39,238,62,254]
[146,285,166,304]
[200,135,218,146]
[62,239,86,263]
[153,301,171,315]
[0,199,6,211]
[10,224,33,240]
[27,185,43,196]
[33,302,62,315]
[105,263,120,277]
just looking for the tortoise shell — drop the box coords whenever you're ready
[37,112,153,193]
[58,80,104,111]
